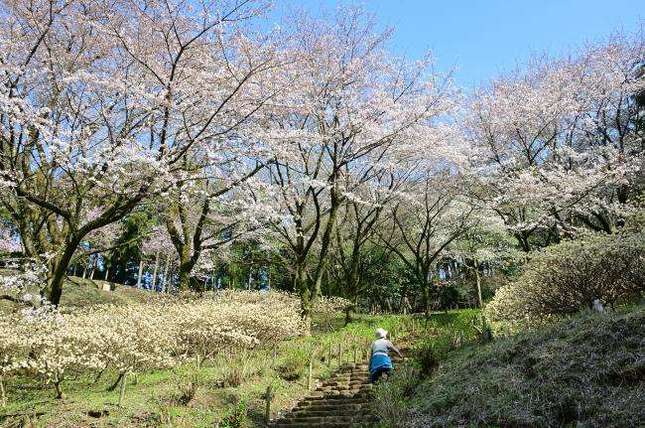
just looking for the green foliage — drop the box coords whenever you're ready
[412,312,479,376]
[106,210,156,284]
[371,310,481,427]
[220,400,248,428]
[434,281,470,309]
[276,349,307,381]
[219,352,258,387]
[352,245,411,310]
[487,231,645,322]
[176,370,202,405]
[406,306,645,427]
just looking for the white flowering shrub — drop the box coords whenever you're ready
[22,311,100,398]
[313,296,352,316]
[0,313,31,380]
[486,232,645,322]
[85,305,178,376]
[0,291,305,399]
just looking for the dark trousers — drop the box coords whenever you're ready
[370,367,392,383]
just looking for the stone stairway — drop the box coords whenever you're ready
[269,363,378,427]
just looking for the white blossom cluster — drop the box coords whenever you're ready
[0,291,306,395]
[312,296,352,317]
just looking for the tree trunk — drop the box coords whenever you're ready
[475,260,483,309]
[107,372,124,392]
[515,232,531,252]
[177,244,198,290]
[311,197,340,297]
[118,371,128,407]
[89,258,96,280]
[0,376,6,407]
[422,282,431,318]
[178,263,194,290]
[136,260,144,289]
[161,256,170,293]
[53,374,64,399]
[151,251,160,291]
[47,236,83,306]
[293,262,312,333]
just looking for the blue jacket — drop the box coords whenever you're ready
[369,352,393,374]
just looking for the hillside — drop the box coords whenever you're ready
[403,306,645,427]
[0,276,163,314]
[59,277,166,308]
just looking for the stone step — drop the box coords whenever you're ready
[271,361,380,427]
[316,386,366,391]
[291,408,372,417]
[294,402,368,411]
[302,399,370,407]
[296,402,370,412]
[272,418,380,428]
[271,422,370,428]
[306,391,370,399]
[310,387,371,395]
[278,415,377,424]
[300,394,370,404]
[311,388,372,397]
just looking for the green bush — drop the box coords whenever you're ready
[217,352,266,388]
[177,371,202,405]
[434,282,470,310]
[486,232,645,322]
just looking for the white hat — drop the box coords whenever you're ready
[375,328,388,339]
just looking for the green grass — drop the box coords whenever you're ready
[394,305,645,428]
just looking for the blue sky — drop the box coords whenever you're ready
[270,0,645,88]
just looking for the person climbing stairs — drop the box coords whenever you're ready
[270,362,377,427]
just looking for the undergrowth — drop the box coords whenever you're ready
[401,306,645,428]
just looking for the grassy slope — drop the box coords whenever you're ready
[60,277,161,307]
[0,276,156,315]
[3,280,478,427]
[407,306,645,428]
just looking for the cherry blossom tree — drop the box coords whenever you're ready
[449,213,518,308]
[467,32,645,250]
[330,164,409,305]
[263,7,458,322]
[0,0,278,305]
[378,169,475,316]
[162,175,278,290]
